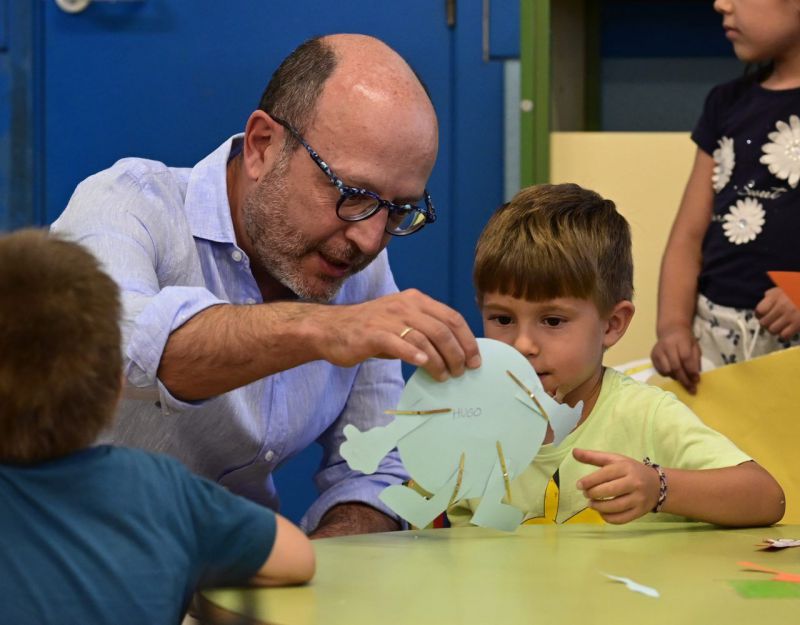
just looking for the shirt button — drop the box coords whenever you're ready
[264,450,275,462]
[231,249,243,262]
[245,297,256,305]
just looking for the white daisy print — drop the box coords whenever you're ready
[760,114,800,188]
[712,136,735,192]
[722,197,765,245]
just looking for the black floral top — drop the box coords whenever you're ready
[693,76,800,309]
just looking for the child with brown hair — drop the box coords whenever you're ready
[447,183,784,526]
[0,229,314,625]
[652,0,800,392]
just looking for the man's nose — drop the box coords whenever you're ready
[344,212,391,256]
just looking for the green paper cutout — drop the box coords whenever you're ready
[729,580,800,599]
[340,338,582,531]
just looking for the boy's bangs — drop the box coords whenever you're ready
[475,245,596,303]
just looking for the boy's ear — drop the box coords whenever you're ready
[602,300,635,349]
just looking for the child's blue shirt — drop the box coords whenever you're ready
[0,445,276,625]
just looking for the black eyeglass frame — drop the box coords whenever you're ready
[268,113,437,236]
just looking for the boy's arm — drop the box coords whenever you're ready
[249,515,316,587]
[651,148,715,394]
[575,449,785,527]
[657,461,785,527]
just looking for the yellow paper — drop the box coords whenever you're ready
[655,347,800,524]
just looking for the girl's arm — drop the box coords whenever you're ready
[575,448,785,527]
[651,148,715,393]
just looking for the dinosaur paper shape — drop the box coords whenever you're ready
[340,338,582,531]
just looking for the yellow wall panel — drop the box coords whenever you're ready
[550,132,696,366]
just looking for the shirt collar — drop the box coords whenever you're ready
[184,134,243,244]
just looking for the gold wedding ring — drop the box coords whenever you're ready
[399,326,415,339]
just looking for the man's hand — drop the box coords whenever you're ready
[650,325,701,394]
[307,288,481,381]
[159,288,480,401]
[756,287,800,340]
[308,502,400,540]
[573,448,660,524]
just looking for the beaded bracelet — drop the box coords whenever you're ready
[643,457,667,513]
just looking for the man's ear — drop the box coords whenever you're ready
[602,300,635,349]
[242,110,285,182]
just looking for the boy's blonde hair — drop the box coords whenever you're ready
[474,183,633,314]
[0,229,122,464]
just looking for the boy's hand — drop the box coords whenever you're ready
[650,326,701,394]
[573,448,660,524]
[756,287,800,340]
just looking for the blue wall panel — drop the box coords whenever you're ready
[0,0,41,231]
[452,2,504,333]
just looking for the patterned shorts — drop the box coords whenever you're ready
[693,293,800,369]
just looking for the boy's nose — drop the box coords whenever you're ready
[513,333,540,358]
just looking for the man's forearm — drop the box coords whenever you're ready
[156,287,482,402]
[157,302,325,400]
[309,503,400,539]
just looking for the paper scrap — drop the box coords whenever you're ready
[758,538,800,550]
[738,561,800,583]
[603,573,660,598]
[729,579,800,599]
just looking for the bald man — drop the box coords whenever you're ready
[52,35,479,538]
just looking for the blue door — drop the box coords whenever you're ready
[5,0,504,521]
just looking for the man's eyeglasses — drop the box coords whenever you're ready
[269,113,436,236]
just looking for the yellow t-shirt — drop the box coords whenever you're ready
[448,368,751,526]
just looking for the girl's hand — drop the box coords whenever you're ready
[573,448,660,524]
[756,287,800,340]
[650,326,701,393]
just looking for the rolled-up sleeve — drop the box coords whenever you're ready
[126,287,225,411]
[51,161,225,411]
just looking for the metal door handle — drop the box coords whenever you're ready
[55,0,145,14]
[446,0,456,27]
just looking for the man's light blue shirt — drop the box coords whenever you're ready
[51,136,407,531]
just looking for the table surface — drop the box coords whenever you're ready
[198,523,800,625]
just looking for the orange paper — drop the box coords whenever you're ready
[738,561,800,583]
[768,271,800,309]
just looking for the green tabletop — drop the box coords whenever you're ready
[198,523,800,625]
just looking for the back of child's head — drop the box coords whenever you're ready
[0,229,122,464]
[474,183,633,314]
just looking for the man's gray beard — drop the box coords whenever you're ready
[278,264,344,304]
[241,158,373,303]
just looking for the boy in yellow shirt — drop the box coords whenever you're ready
[449,184,784,526]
